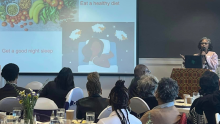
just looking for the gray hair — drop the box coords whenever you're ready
[157,78,179,103]
[137,74,159,98]
[200,37,211,44]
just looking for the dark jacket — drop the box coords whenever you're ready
[189,90,220,124]
[39,81,74,108]
[76,94,109,123]
[142,96,158,110]
[128,77,140,99]
[0,84,31,100]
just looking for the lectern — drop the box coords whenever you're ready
[170,68,208,98]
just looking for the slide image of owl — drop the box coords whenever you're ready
[69,29,82,41]
[115,30,128,41]
[92,24,106,33]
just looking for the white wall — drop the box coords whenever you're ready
[1,58,219,98]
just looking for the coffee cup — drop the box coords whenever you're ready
[66,110,74,120]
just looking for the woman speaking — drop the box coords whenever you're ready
[181,37,218,72]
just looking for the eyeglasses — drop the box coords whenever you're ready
[145,69,151,74]
[200,43,209,45]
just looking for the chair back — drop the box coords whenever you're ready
[216,113,220,124]
[64,87,84,119]
[34,97,58,122]
[34,97,58,110]
[179,113,187,124]
[98,106,112,119]
[0,97,22,112]
[25,81,43,90]
[130,97,150,118]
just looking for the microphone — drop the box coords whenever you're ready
[201,47,206,51]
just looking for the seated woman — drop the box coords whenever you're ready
[0,63,30,100]
[97,80,142,124]
[188,71,220,124]
[130,74,159,118]
[137,74,159,109]
[76,72,108,123]
[40,67,75,108]
[141,78,180,124]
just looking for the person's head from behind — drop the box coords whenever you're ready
[109,80,130,124]
[86,72,102,96]
[156,78,179,104]
[82,38,104,62]
[198,37,213,51]
[199,71,219,96]
[137,74,159,98]
[54,67,74,90]
[134,64,150,78]
[1,63,19,84]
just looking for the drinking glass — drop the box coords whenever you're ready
[13,107,21,123]
[57,108,65,119]
[193,92,200,99]
[51,117,60,124]
[86,112,95,124]
[13,107,21,118]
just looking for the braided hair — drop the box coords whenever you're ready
[109,80,130,124]
[86,72,102,96]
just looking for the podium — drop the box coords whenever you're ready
[170,68,208,98]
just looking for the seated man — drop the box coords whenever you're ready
[188,71,220,124]
[76,72,108,123]
[128,64,150,99]
[0,63,30,100]
[141,78,181,124]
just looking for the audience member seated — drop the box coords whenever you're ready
[40,67,75,108]
[188,71,220,124]
[141,78,181,124]
[128,64,150,99]
[130,74,159,118]
[76,72,108,123]
[137,74,159,109]
[0,63,30,101]
[97,80,141,124]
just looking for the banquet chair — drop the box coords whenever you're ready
[0,97,22,112]
[64,87,84,119]
[98,106,112,119]
[130,97,150,118]
[25,81,43,92]
[216,113,220,124]
[34,97,58,122]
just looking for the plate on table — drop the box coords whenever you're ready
[175,99,184,103]
[175,103,191,108]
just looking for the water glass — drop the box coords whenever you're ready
[193,92,200,99]
[57,108,65,119]
[13,107,21,118]
[51,117,60,124]
[86,112,95,124]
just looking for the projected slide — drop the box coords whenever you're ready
[0,0,137,74]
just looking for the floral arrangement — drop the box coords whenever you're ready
[7,79,49,124]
